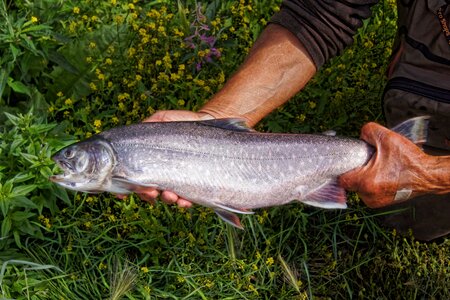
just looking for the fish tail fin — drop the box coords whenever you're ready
[299,180,347,209]
[391,116,429,145]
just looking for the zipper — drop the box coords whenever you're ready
[383,77,450,104]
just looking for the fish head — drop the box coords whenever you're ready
[49,138,115,192]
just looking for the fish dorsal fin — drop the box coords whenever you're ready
[214,208,244,229]
[298,180,347,209]
[198,118,254,132]
[391,116,429,145]
[322,130,337,136]
[111,176,158,193]
[215,203,254,215]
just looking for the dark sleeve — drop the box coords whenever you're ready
[270,0,378,68]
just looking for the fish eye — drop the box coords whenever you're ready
[64,149,75,159]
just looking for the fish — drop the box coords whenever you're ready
[50,116,428,229]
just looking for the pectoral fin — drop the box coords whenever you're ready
[214,209,244,229]
[215,203,254,214]
[111,176,158,194]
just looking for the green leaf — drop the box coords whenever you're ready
[11,196,39,210]
[2,180,13,195]
[30,123,57,134]
[1,216,11,238]
[12,184,37,196]
[39,166,53,178]
[7,78,31,96]
[13,230,22,248]
[21,24,52,33]
[3,112,20,126]
[48,50,79,74]
[20,153,38,164]
[12,173,34,183]
[0,62,13,99]
[52,185,71,205]
[11,211,35,222]
[18,220,43,237]
[9,137,25,154]
[9,44,21,62]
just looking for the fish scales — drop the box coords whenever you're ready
[50,117,428,228]
[99,121,371,209]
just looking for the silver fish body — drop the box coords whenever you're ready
[50,117,427,228]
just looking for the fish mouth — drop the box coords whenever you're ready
[49,174,69,183]
[50,156,75,183]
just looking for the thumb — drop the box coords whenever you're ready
[339,166,365,191]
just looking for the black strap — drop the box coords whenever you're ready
[384,77,450,104]
[437,4,450,47]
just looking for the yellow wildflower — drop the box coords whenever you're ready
[65,98,73,106]
[56,91,64,97]
[31,16,38,23]
[128,47,136,57]
[94,119,102,128]
[114,15,124,24]
[266,257,274,266]
[141,266,149,273]
[173,28,184,37]
[105,58,112,65]
[89,42,96,49]
[118,93,130,101]
[89,82,97,91]
[98,262,107,270]
[73,7,80,14]
[86,56,93,63]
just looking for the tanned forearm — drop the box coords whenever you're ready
[199,24,317,127]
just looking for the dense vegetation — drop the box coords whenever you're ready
[0,0,448,298]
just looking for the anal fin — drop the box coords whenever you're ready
[301,180,347,209]
[214,209,244,229]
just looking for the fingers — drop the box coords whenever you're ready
[133,189,193,208]
[143,110,213,123]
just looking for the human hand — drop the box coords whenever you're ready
[339,122,440,208]
[137,110,214,208]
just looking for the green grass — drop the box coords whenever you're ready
[0,0,449,299]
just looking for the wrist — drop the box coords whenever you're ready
[422,155,450,194]
[408,155,450,197]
